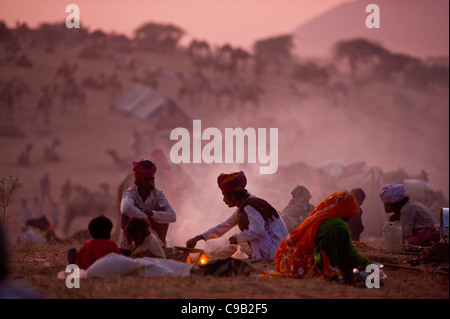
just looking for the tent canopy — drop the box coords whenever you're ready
[111,83,191,129]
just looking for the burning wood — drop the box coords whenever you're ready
[186,252,210,265]
[198,252,210,265]
[174,246,211,265]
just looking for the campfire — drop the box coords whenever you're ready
[186,252,211,265]
[174,246,211,265]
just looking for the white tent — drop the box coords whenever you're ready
[111,83,192,129]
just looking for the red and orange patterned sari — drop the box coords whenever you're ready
[261,190,359,280]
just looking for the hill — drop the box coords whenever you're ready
[292,0,449,58]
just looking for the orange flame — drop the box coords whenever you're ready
[186,252,210,265]
[198,252,210,265]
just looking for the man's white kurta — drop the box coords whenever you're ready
[201,197,288,260]
[119,184,176,249]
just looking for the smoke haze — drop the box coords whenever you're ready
[0,0,448,250]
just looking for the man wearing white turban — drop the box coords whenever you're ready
[379,183,440,247]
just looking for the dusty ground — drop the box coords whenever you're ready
[4,239,449,300]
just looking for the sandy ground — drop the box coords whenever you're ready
[3,239,449,300]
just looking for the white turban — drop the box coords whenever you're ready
[379,183,407,204]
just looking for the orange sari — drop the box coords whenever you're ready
[262,190,359,279]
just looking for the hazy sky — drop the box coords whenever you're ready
[0,0,355,48]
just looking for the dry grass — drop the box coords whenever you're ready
[5,241,449,299]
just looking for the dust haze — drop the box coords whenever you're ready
[0,16,448,250]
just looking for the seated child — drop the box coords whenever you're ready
[125,218,166,259]
[70,215,121,270]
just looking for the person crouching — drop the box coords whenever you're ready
[186,171,288,260]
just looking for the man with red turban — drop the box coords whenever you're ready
[119,160,176,256]
[186,171,288,260]
[265,190,371,283]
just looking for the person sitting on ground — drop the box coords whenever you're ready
[268,190,371,283]
[72,215,121,270]
[125,218,166,259]
[346,188,366,241]
[379,183,440,247]
[186,171,289,260]
[119,159,177,256]
[1,223,44,298]
[281,185,315,232]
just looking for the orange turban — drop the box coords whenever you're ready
[217,171,247,194]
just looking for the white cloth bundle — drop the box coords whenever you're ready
[85,253,194,277]
[59,253,195,278]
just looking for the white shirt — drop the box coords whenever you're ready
[19,204,32,227]
[201,197,289,260]
[120,184,176,224]
[400,200,438,237]
[119,184,176,249]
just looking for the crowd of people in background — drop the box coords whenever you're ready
[16,173,73,243]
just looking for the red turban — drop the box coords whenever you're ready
[217,171,247,194]
[132,160,157,180]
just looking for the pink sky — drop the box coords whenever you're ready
[0,0,355,49]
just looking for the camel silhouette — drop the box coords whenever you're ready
[105,149,132,170]
[43,138,62,162]
[62,187,116,235]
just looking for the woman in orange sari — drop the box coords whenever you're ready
[269,190,371,282]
